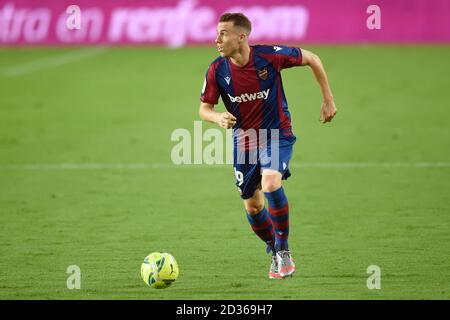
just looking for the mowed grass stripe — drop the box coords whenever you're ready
[0,162,450,170]
[1,47,108,77]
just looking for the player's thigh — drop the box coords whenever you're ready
[243,187,265,215]
[233,152,261,200]
[261,170,282,193]
[260,137,294,192]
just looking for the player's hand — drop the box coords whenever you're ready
[320,99,337,123]
[217,112,237,129]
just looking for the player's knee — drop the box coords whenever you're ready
[261,178,282,193]
[244,202,264,215]
[261,170,282,193]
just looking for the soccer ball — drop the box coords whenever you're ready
[140,252,179,289]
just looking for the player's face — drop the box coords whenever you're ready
[215,22,242,57]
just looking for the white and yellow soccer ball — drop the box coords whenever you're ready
[140,252,179,289]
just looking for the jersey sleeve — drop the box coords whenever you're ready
[200,63,220,105]
[271,46,303,71]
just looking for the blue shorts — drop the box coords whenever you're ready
[233,135,296,199]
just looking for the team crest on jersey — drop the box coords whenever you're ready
[257,68,268,80]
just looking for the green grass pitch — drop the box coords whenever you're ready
[0,45,449,299]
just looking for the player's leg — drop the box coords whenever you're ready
[234,146,275,252]
[261,171,288,251]
[234,155,281,279]
[262,170,295,278]
[243,187,275,253]
[243,188,281,279]
[260,133,296,278]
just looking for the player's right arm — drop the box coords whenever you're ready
[199,102,236,129]
[199,60,236,129]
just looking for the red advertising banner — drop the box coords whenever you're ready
[1,0,449,46]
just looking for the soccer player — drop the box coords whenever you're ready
[199,13,337,279]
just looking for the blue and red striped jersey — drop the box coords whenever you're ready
[200,45,302,136]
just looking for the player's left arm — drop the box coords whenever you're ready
[300,49,337,123]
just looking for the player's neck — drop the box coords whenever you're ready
[229,44,251,68]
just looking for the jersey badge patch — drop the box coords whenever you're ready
[257,68,268,80]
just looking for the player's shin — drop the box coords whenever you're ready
[264,187,289,251]
[246,208,275,253]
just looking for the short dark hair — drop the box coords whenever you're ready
[219,13,252,35]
